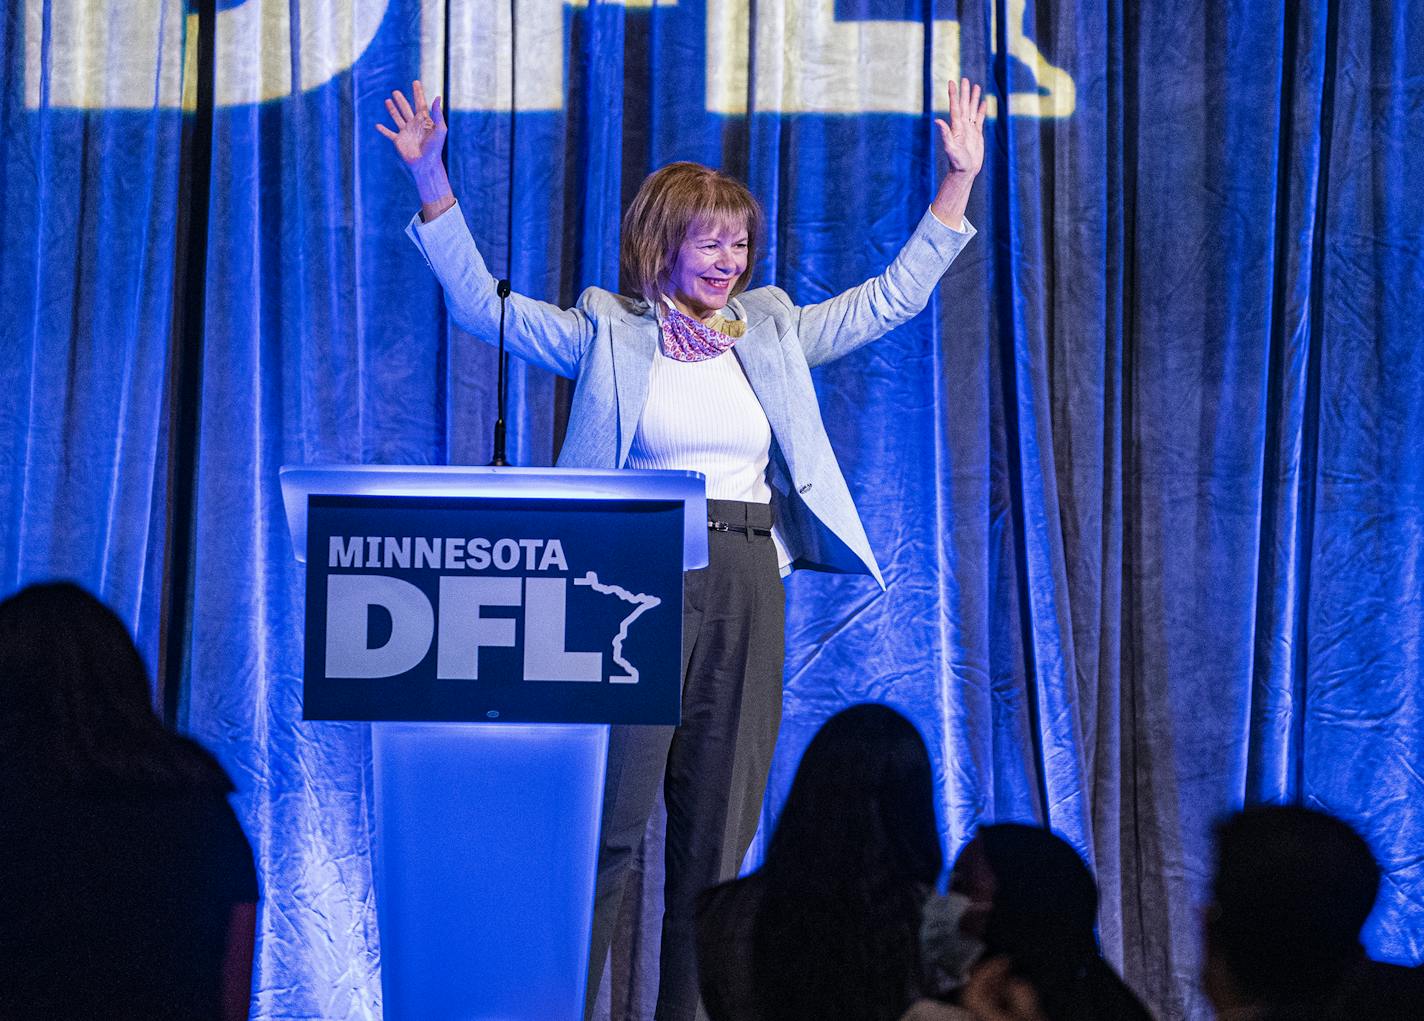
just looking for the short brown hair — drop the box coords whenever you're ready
[620,162,764,304]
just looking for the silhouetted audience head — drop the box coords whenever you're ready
[0,581,255,1020]
[949,823,1153,1021]
[0,578,233,791]
[698,702,942,1021]
[0,580,231,795]
[761,702,942,891]
[1204,805,1380,1013]
[757,702,943,1019]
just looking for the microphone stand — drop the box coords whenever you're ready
[490,278,511,466]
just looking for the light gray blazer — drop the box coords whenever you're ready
[407,204,974,587]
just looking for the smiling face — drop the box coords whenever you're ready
[664,218,749,321]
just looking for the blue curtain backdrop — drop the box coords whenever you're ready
[4,1,1422,1018]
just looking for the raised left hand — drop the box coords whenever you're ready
[935,77,988,179]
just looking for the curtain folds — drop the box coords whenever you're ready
[0,1,186,668]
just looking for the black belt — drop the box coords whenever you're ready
[708,518,772,537]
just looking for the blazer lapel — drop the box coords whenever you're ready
[613,302,793,469]
[611,312,659,466]
[731,313,794,460]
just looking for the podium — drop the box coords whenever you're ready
[280,465,706,1020]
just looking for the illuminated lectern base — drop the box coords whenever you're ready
[372,723,608,1020]
[279,465,706,1021]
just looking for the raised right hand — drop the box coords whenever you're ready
[376,80,453,217]
[377,80,446,166]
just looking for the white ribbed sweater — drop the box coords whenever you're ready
[625,346,774,505]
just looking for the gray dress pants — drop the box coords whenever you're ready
[585,499,785,1021]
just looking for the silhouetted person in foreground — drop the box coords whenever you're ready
[0,582,257,1020]
[943,823,1154,1021]
[696,703,944,1021]
[1204,804,1424,1020]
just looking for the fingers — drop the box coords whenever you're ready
[385,96,406,128]
[393,88,416,122]
[935,118,951,150]
[944,77,991,130]
[431,95,445,131]
[375,122,398,142]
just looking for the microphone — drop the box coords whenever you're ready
[490,278,511,466]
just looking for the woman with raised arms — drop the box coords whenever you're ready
[378,75,987,1020]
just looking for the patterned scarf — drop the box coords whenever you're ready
[657,301,745,362]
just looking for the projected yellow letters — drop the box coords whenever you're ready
[27,0,1072,118]
[25,0,387,110]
